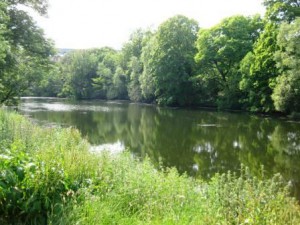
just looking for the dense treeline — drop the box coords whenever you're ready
[1,0,300,114]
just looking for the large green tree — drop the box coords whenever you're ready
[239,23,279,112]
[240,0,299,112]
[60,49,104,99]
[195,15,263,109]
[142,15,199,106]
[272,18,300,112]
[0,0,53,104]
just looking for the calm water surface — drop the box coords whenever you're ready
[18,98,300,199]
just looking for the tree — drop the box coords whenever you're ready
[26,65,64,97]
[0,2,9,70]
[6,0,49,15]
[113,67,127,99]
[121,29,146,68]
[195,15,263,109]
[263,0,300,22]
[127,56,143,102]
[140,35,157,102]
[92,47,125,99]
[92,62,114,99]
[121,29,152,102]
[239,22,279,112]
[239,0,299,112]
[272,18,300,112]
[60,49,100,99]
[142,15,199,106]
[0,0,54,104]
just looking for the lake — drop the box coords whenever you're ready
[18,97,300,199]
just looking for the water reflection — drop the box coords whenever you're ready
[18,98,300,200]
[90,141,125,154]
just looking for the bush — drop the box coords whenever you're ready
[61,155,300,225]
[0,110,100,224]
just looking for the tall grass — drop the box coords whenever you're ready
[0,109,300,224]
[0,109,101,224]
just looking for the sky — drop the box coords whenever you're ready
[30,0,266,49]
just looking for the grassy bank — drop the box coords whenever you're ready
[0,109,300,224]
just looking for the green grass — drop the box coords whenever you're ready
[0,109,300,224]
